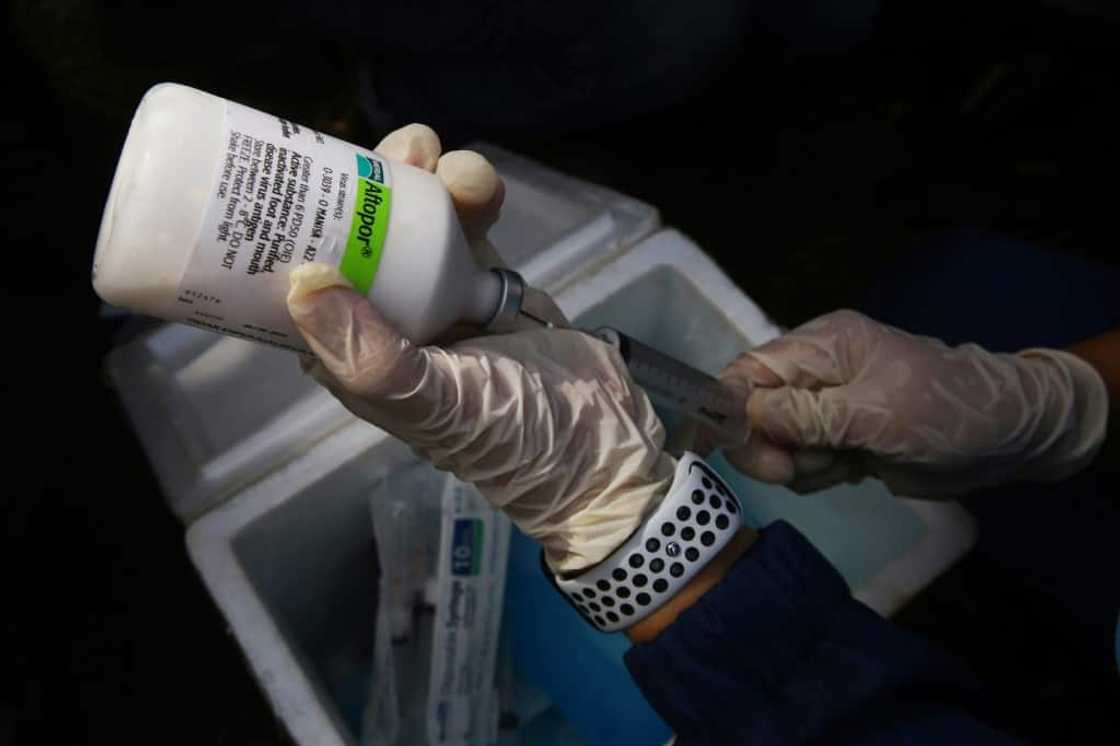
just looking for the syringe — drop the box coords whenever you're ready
[495,278,750,446]
[592,327,751,448]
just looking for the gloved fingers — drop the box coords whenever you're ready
[436,150,506,244]
[295,349,369,412]
[375,124,442,172]
[719,436,839,489]
[747,384,858,449]
[722,432,796,484]
[746,338,846,389]
[719,351,784,390]
[375,127,505,263]
[287,262,429,403]
[694,352,775,456]
[721,434,861,494]
[745,309,888,388]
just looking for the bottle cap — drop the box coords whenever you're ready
[483,268,527,332]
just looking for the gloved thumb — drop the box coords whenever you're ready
[748,385,846,450]
[287,263,430,404]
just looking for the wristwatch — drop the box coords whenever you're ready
[546,452,744,632]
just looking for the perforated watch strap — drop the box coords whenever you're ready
[550,453,744,632]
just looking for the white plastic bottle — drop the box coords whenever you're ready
[93,83,527,352]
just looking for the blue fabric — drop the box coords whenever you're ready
[862,229,1120,677]
[624,522,1019,745]
[861,228,1120,351]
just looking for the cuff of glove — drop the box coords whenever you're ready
[1017,348,1109,482]
[547,453,744,633]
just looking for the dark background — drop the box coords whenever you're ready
[3,1,1119,743]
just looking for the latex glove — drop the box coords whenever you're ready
[288,124,675,573]
[716,310,1108,497]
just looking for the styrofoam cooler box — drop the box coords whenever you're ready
[106,144,976,745]
[183,231,976,746]
[106,144,659,522]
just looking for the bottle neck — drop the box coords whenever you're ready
[459,268,506,326]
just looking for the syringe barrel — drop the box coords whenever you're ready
[592,327,750,448]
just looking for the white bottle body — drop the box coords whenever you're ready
[93,83,499,351]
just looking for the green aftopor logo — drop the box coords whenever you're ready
[341,154,391,294]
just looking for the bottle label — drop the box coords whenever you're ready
[177,100,393,352]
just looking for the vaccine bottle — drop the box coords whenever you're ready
[92,83,530,352]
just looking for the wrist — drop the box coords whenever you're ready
[551,453,748,633]
[1067,327,1120,406]
[626,526,758,643]
[1016,348,1109,481]
[542,452,677,575]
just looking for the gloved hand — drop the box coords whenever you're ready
[714,310,1108,497]
[287,124,675,573]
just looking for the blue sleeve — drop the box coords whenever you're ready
[623,521,1021,746]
